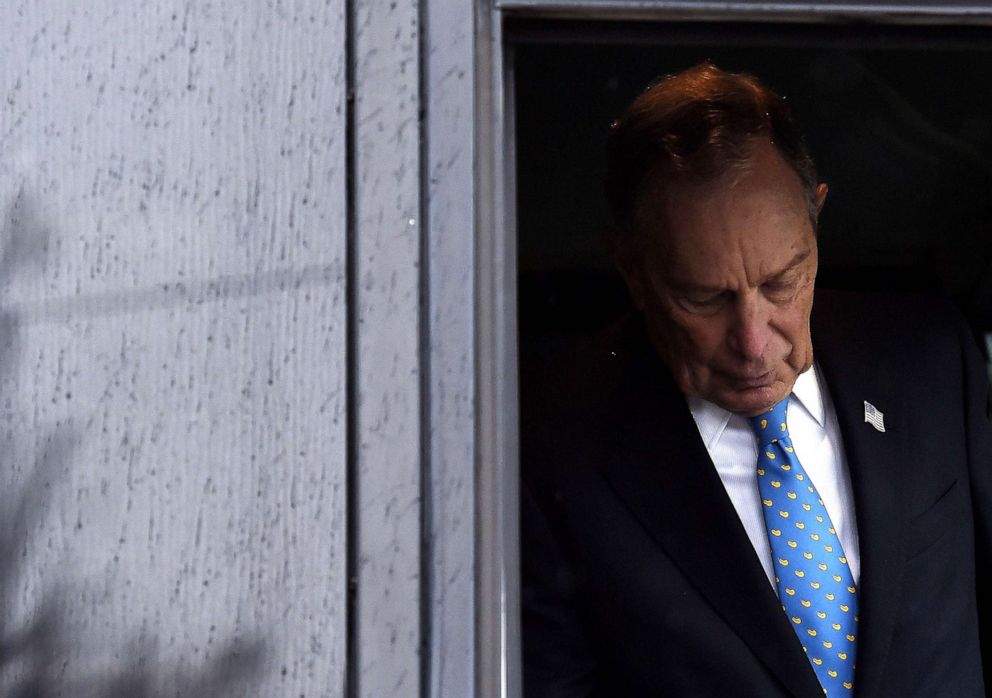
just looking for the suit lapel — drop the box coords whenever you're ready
[599,331,824,698]
[812,292,908,698]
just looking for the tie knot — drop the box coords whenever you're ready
[748,398,791,446]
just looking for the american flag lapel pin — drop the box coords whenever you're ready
[864,401,885,432]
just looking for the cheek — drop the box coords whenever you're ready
[788,318,813,347]
[671,316,726,360]
[775,304,815,361]
[644,306,717,370]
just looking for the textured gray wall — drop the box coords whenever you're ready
[426,0,476,694]
[0,1,347,695]
[351,0,424,694]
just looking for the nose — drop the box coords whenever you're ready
[727,293,772,362]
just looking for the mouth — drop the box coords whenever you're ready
[723,370,775,389]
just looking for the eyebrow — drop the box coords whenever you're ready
[668,248,812,294]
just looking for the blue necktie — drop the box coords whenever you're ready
[749,398,858,695]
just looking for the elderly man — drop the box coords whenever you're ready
[521,63,992,697]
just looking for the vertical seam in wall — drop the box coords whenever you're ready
[468,9,484,696]
[473,3,489,695]
[344,0,359,694]
[417,0,433,693]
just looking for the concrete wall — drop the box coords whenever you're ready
[0,2,348,695]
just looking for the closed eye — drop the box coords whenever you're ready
[762,279,797,301]
[678,291,730,313]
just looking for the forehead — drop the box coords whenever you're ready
[640,140,815,278]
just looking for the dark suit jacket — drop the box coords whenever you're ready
[521,290,992,697]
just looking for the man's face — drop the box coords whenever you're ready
[626,139,823,416]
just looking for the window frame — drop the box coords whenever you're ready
[469,4,992,698]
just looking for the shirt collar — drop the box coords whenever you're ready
[792,365,826,428]
[687,365,826,450]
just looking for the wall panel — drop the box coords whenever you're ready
[350,0,424,693]
[425,0,476,695]
[0,1,347,695]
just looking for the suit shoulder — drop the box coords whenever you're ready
[813,288,969,360]
[520,314,652,495]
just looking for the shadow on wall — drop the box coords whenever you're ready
[0,192,267,697]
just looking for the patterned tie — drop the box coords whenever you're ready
[749,398,858,695]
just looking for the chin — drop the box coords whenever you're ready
[712,382,790,416]
[678,364,793,414]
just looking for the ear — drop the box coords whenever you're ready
[814,183,829,214]
[615,250,647,311]
[608,226,649,310]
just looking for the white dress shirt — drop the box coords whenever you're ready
[687,366,861,588]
